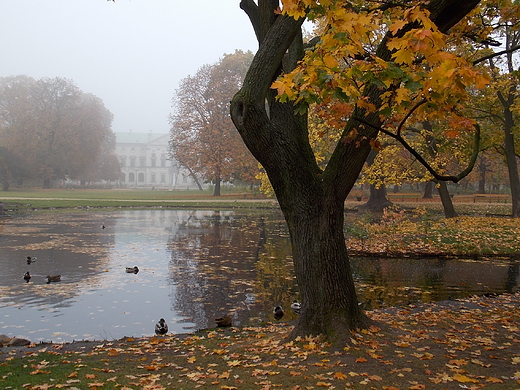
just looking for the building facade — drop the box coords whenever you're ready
[115,132,201,189]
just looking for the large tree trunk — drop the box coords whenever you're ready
[477,156,488,194]
[231,0,480,342]
[362,185,392,211]
[213,176,221,196]
[502,100,520,217]
[437,180,457,218]
[423,181,434,198]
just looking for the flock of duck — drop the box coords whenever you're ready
[23,256,61,284]
[153,300,302,336]
[23,255,139,284]
[23,221,301,336]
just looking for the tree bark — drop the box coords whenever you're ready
[362,185,393,211]
[423,181,434,198]
[231,0,481,342]
[478,157,487,194]
[437,181,457,218]
[213,176,221,196]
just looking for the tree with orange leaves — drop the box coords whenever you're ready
[229,0,517,343]
[170,50,258,195]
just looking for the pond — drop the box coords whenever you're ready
[0,209,518,343]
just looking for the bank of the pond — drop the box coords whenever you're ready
[1,292,519,390]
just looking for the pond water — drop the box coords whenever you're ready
[0,209,518,343]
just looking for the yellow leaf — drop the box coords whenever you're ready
[452,373,479,383]
[187,356,196,364]
[323,54,337,69]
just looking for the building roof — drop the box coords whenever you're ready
[116,132,169,144]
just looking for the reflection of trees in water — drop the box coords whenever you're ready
[167,210,292,328]
[352,257,519,309]
[506,259,519,293]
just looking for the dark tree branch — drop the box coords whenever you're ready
[354,117,481,183]
[240,0,261,44]
[396,98,427,137]
[473,45,520,65]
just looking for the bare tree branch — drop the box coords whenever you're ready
[355,118,481,183]
[473,45,520,65]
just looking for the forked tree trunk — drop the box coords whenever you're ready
[231,0,480,343]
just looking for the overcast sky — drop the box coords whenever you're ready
[0,0,258,134]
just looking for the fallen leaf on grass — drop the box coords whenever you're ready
[453,373,479,383]
[333,372,348,379]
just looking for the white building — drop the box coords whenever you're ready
[115,132,201,189]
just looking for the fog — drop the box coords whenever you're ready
[0,0,257,134]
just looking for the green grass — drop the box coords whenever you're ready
[0,188,277,213]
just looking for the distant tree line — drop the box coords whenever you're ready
[0,76,120,190]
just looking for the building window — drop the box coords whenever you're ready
[129,172,135,182]
[120,156,127,167]
[130,156,136,167]
[138,172,145,182]
[151,158,156,167]
[140,156,146,167]
[121,173,126,182]
[160,174,166,183]
[160,153,166,167]
[151,173,156,183]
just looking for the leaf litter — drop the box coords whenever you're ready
[1,292,518,389]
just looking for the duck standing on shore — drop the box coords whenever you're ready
[155,318,168,335]
[215,315,232,327]
[273,306,284,321]
[23,272,31,283]
[290,301,301,315]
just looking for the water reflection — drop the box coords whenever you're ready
[0,209,518,343]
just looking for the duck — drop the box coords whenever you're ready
[273,306,284,321]
[23,271,31,283]
[215,315,232,327]
[101,224,106,230]
[26,256,37,264]
[46,275,61,284]
[290,301,301,315]
[125,266,139,274]
[155,318,168,335]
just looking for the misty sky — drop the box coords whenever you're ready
[0,0,258,134]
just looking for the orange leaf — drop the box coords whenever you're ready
[333,371,348,380]
[355,357,368,363]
